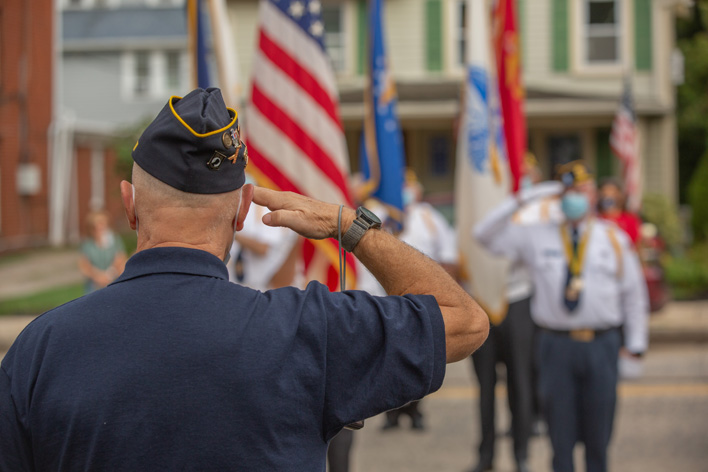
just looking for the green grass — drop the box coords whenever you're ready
[0,283,85,316]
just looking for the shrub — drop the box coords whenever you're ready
[641,194,683,251]
[664,241,708,300]
[688,147,708,242]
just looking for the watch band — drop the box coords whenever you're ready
[341,219,368,252]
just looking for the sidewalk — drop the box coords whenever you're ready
[0,248,83,300]
[0,247,707,354]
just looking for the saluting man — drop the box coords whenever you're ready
[474,161,648,472]
[0,88,489,471]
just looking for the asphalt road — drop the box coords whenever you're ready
[350,343,708,472]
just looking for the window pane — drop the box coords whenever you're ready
[547,134,581,174]
[134,51,150,95]
[458,0,466,65]
[430,135,450,176]
[166,51,180,90]
[322,6,344,71]
[588,36,617,61]
[588,1,615,25]
[322,7,341,32]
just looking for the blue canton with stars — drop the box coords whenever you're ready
[271,0,326,50]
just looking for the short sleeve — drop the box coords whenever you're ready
[303,283,446,440]
[0,367,32,472]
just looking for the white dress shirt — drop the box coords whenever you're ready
[400,202,458,265]
[506,195,564,302]
[233,204,300,291]
[474,182,649,353]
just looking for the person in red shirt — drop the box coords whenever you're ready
[597,179,642,245]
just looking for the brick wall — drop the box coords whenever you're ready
[0,0,54,250]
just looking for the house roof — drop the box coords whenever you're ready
[63,7,186,49]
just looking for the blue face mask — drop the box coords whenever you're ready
[521,176,533,190]
[561,192,589,221]
[599,197,617,211]
[402,188,415,207]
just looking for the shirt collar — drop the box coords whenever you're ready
[111,247,228,285]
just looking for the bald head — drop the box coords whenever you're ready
[121,164,253,259]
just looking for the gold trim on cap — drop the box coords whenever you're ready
[168,95,239,138]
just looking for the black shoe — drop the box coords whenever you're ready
[410,415,425,431]
[381,418,399,431]
[467,463,492,472]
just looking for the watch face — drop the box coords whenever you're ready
[358,206,382,227]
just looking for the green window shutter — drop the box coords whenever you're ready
[552,0,569,72]
[634,0,653,71]
[596,128,613,180]
[518,0,526,64]
[357,0,366,75]
[425,0,442,72]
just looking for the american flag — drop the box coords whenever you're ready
[246,0,356,290]
[610,80,641,213]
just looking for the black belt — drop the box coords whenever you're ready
[540,326,620,342]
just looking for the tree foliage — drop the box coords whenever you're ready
[677,1,708,203]
[112,119,152,182]
[688,146,708,242]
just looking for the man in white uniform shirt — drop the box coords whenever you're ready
[474,161,648,472]
[229,203,301,291]
[469,154,563,472]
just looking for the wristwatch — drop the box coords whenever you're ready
[341,206,382,252]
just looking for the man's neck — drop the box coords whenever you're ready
[135,232,230,261]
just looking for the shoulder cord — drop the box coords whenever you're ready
[606,226,624,280]
[338,204,365,431]
[338,205,346,291]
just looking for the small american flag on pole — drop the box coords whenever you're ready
[610,80,641,213]
[246,0,356,290]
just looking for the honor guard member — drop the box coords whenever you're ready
[383,171,459,431]
[469,154,561,472]
[474,161,648,472]
[0,88,489,471]
[231,202,303,291]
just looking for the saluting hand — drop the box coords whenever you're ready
[251,187,356,240]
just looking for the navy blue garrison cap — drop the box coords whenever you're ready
[132,87,248,194]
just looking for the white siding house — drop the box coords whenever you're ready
[228,0,687,204]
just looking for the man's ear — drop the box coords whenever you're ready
[235,183,254,231]
[120,180,137,230]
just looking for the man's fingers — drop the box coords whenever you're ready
[262,209,296,230]
[252,187,281,210]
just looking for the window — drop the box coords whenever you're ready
[123,50,186,100]
[547,134,582,175]
[457,0,466,66]
[583,0,620,64]
[322,5,346,72]
[165,51,181,92]
[134,51,150,97]
[429,135,451,176]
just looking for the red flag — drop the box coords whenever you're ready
[246,0,356,290]
[610,80,641,213]
[493,0,526,193]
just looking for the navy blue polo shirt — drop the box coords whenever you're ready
[0,247,446,471]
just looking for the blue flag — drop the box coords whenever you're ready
[360,0,405,225]
[188,0,212,88]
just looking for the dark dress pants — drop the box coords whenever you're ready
[327,429,353,472]
[471,296,535,467]
[536,328,621,472]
